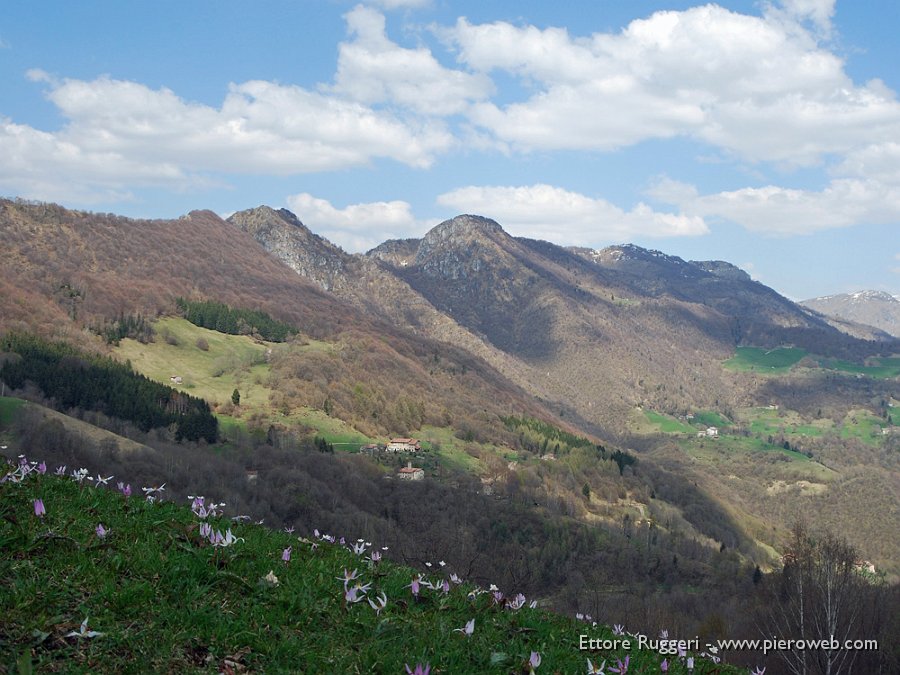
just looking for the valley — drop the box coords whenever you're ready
[1,197,898,672]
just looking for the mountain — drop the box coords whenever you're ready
[802,290,900,338]
[0,198,564,442]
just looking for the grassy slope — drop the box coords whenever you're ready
[113,319,509,470]
[0,467,733,674]
[0,396,152,454]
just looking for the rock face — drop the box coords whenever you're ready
[227,206,352,293]
[802,290,900,338]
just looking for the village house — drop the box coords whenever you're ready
[697,426,718,438]
[386,437,421,452]
[397,462,424,481]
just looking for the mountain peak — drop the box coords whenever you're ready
[421,214,504,246]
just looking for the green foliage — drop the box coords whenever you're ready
[94,312,154,345]
[500,415,595,456]
[724,346,807,373]
[0,471,733,674]
[0,333,217,443]
[176,297,296,342]
[231,389,240,406]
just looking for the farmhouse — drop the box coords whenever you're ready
[397,462,424,481]
[386,438,421,452]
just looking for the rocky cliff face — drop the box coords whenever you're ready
[227,206,353,293]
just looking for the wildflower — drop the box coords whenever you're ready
[686,657,694,670]
[338,569,360,588]
[284,526,295,534]
[529,651,541,672]
[492,590,504,605]
[450,573,462,584]
[345,583,369,604]
[612,624,625,636]
[256,519,265,525]
[609,656,629,674]
[37,462,47,475]
[33,499,46,518]
[660,659,668,672]
[96,523,108,538]
[529,600,538,609]
[408,577,421,598]
[749,667,765,675]
[117,481,131,497]
[404,664,430,675]
[587,658,606,674]
[454,618,475,636]
[55,465,67,476]
[508,593,527,610]
[439,560,446,567]
[369,550,382,564]
[94,474,113,486]
[660,630,669,640]
[72,468,90,483]
[425,562,432,568]
[263,570,280,586]
[439,579,450,594]
[282,546,292,563]
[351,541,367,555]
[368,591,388,615]
[199,522,212,539]
[65,617,104,639]
[221,529,243,546]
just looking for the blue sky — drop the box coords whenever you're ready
[2,0,899,300]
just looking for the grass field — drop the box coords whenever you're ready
[840,409,887,446]
[0,396,26,427]
[1,468,733,674]
[723,346,807,373]
[642,411,695,434]
[114,317,276,409]
[819,357,900,380]
[690,410,731,428]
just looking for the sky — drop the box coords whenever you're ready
[1,0,899,300]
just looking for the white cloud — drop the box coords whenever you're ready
[648,175,900,236]
[330,6,492,115]
[285,192,428,252]
[443,4,900,164]
[437,184,708,244]
[0,74,453,203]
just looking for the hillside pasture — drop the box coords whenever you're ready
[724,346,806,373]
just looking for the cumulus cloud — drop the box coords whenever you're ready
[331,5,492,115]
[443,3,900,164]
[286,192,428,252]
[437,184,708,243]
[0,74,452,203]
[648,175,900,236]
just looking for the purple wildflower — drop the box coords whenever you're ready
[660,658,668,672]
[454,618,475,636]
[529,651,541,671]
[282,546,292,563]
[587,658,606,675]
[37,462,47,475]
[610,656,629,674]
[33,498,46,518]
[96,523,108,538]
[367,591,388,615]
[404,664,430,675]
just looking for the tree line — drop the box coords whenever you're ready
[176,297,296,342]
[0,332,217,442]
